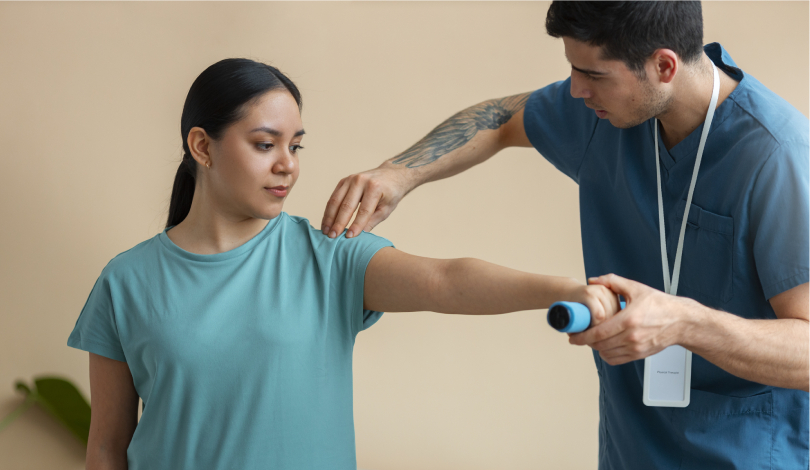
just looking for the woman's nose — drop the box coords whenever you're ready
[273,150,296,174]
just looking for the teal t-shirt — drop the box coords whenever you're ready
[68,213,393,469]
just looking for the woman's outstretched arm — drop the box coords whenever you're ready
[364,247,620,323]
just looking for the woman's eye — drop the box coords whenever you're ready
[290,144,304,154]
[257,142,274,151]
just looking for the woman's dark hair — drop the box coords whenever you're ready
[167,59,302,228]
[545,1,704,75]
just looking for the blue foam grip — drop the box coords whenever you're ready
[547,301,626,333]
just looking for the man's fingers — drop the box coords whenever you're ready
[570,310,628,346]
[363,207,391,233]
[589,274,639,301]
[589,328,632,352]
[329,182,366,238]
[598,352,636,366]
[607,289,622,317]
[346,189,384,238]
[322,179,350,234]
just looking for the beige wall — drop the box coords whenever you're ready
[0,2,806,468]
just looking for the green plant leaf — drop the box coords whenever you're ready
[14,381,32,395]
[0,382,35,433]
[32,377,91,445]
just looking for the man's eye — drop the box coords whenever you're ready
[573,67,600,81]
[257,143,274,151]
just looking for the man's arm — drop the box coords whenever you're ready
[682,283,809,391]
[576,275,809,391]
[321,92,533,239]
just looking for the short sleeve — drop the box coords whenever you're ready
[750,140,810,299]
[67,267,127,362]
[523,78,599,183]
[330,232,395,336]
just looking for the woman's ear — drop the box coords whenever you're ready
[187,127,213,168]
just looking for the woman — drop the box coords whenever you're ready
[68,58,619,469]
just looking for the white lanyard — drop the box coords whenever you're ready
[654,64,720,296]
[643,64,719,408]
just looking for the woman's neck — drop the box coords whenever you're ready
[166,193,270,255]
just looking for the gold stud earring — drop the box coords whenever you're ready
[205,162,211,169]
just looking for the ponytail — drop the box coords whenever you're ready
[166,154,197,228]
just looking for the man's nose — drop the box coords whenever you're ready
[570,74,592,100]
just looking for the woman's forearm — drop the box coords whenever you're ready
[427,257,579,315]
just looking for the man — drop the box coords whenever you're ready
[321,2,808,469]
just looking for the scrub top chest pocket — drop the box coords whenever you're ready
[671,199,734,303]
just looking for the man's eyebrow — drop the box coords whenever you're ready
[564,54,608,76]
[250,127,306,137]
[571,64,608,76]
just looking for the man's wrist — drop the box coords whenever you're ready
[675,297,715,350]
[380,160,423,193]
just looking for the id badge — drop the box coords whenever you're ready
[643,345,691,407]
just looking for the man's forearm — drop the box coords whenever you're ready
[682,303,809,391]
[320,92,533,237]
[381,93,532,189]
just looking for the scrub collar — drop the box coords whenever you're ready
[657,43,746,168]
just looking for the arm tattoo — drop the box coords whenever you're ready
[391,93,531,168]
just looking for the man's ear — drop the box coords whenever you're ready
[187,127,213,167]
[647,48,679,85]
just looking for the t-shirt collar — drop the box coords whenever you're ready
[159,213,283,262]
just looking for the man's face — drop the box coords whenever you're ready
[562,37,670,129]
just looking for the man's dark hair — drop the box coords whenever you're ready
[546,1,704,74]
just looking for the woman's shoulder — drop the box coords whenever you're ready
[98,234,162,281]
[280,213,392,249]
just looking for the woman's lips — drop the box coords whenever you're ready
[265,186,288,197]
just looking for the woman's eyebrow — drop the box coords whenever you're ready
[250,127,306,137]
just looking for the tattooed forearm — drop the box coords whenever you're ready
[391,93,531,168]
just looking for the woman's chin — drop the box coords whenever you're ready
[251,204,285,221]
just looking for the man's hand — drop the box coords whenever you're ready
[320,166,411,239]
[569,274,698,365]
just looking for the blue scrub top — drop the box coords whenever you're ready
[524,43,809,469]
[68,213,393,470]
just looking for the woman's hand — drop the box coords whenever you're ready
[320,166,412,239]
[568,274,696,365]
[557,280,623,328]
